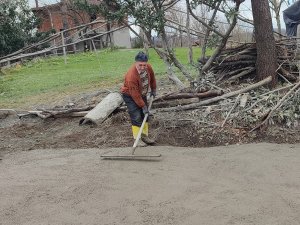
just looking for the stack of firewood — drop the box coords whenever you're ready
[210,40,299,83]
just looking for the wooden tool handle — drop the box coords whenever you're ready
[132,96,154,154]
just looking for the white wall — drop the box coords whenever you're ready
[113,27,132,48]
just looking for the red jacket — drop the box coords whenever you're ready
[121,63,156,108]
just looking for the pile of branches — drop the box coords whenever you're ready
[210,39,300,84]
[154,81,300,132]
[7,78,299,132]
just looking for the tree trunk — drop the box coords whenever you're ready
[186,6,193,64]
[251,0,277,88]
[200,1,240,76]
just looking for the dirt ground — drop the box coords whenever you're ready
[1,80,299,159]
[1,143,300,225]
[0,108,300,160]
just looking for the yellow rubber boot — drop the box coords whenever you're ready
[141,122,155,145]
[132,125,140,139]
[132,125,147,147]
[142,122,149,136]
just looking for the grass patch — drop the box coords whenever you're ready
[0,47,213,108]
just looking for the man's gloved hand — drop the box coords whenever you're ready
[150,89,156,98]
[142,105,149,115]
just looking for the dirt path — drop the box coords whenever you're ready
[1,143,300,225]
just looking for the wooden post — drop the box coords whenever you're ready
[89,40,93,51]
[53,39,58,56]
[61,30,67,64]
[99,37,103,49]
[72,42,77,54]
[91,39,97,52]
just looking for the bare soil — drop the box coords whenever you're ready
[1,79,299,159]
[1,108,300,159]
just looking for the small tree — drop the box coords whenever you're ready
[97,0,193,88]
[269,0,285,36]
[0,0,38,56]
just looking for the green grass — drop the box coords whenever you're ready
[0,47,213,108]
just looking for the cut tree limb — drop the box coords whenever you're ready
[152,97,199,108]
[158,76,272,112]
[155,90,223,101]
[227,67,256,82]
[0,109,18,119]
[22,106,95,119]
[278,67,298,81]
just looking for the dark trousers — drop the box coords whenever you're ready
[122,94,148,127]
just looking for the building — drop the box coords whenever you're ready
[32,0,131,52]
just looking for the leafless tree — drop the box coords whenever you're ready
[269,0,285,36]
[187,0,243,82]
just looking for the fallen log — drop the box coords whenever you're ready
[79,92,123,125]
[278,67,298,81]
[158,76,272,112]
[0,109,18,119]
[26,111,50,119]
[154,91,180,102]
[21,106,95,119]
[56,111,89,117]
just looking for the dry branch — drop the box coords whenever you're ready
[278,67,298,81]
[152,98,199,108]
[158,76,272,112]
[155,90,223,101]
[21,106,94,119]
[227,67,256,82]
[250,80,300,132]
[221,94,241,127]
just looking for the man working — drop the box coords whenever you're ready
[121,51,156,145]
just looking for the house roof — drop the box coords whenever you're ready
[31,0,102,11]
[31,2,62,12]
